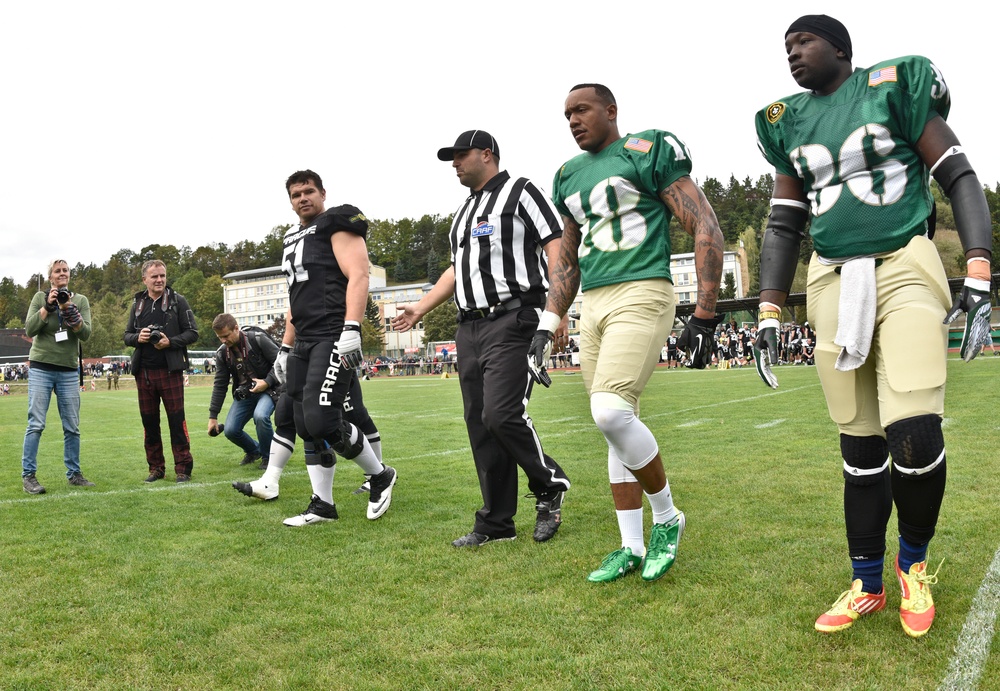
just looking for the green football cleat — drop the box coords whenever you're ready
[587,547,643,583]
[641,511,685,581]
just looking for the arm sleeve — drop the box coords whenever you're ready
[123,299,140,347]
[75,295,92,342]
[24,292,47,337]
[169,295,199,348]
[208,350,230,418]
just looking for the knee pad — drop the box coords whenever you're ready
[887,415,945,478]
[590,392,657,471]
[841,434,889,486]
[318,441,337,468]
[607,445,638,484]
[330,421,364,460]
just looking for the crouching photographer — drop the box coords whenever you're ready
[208,313,281,469]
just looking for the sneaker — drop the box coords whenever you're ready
[531,490,565,542]
[239,451,262,466]
[641,511,685,581]
[176,474,191,483]
[896,556,942,638]
[22,474,46,495]
[144,472,164,483]
[587,547,642,583]
[814,580,886,633]
[352,476,372,495]
[232,479,279,501]
[283,495,338,527]
[367,465,396,520]
[68,472,95,487]
[451,531,516,548]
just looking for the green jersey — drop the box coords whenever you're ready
[755,55,951,259]
[552,129,692,291]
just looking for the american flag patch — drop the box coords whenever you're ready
[624,137,653,153]
[868,66,897,86]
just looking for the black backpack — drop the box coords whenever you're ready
[240,325,278,351]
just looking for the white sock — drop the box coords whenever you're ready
[261,434,293,484]
[617,508,645,557]
[306,464,335,505]
[367,436,382,463]
[351,436,385,476]
[647,482,677,525]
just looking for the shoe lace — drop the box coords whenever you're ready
[601,549,627,570]
[909,559,944,610]
[648,524,675,556]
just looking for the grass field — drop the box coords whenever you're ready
[1,358,999,690]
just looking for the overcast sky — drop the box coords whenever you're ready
[2,0,994,287]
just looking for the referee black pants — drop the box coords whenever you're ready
[456,308,570,538]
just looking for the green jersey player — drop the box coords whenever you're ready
[753,15,993,638]
[528,83,724,584]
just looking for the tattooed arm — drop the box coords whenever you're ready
[660,176,724,319]
[543,215,583,318]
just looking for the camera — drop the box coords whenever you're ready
[233,383,252,401]
[209,423,225,437]
[147,325,164,344]
[56,288,71,304]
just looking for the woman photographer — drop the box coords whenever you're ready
[21,259,95,494]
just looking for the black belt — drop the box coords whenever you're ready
[458,295,544,323]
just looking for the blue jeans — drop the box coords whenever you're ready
[224,392,275,461]
[22,367,81,478]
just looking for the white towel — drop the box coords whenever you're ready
[834,257,877,371]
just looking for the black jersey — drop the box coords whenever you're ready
[282,204,368,342]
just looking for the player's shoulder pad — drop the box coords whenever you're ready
[317,204,369,236]
[864,55,930,89]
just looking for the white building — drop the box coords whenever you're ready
[222,250,746,356]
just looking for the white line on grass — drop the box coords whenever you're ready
[646,384,821,420]
[0,470,308,507]
[754,419,787,429]
[677,420,707,428]
[938,546,1000,690]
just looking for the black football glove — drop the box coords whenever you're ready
[527,331,553,387]
[527,310,561,388]
[944,278,993,362]
[753,303,781,388]
[678,314,722,369]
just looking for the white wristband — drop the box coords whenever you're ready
[759,318,780,330]
[964,277,991,292]
[538,310,562,333]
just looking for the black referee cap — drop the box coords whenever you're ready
[437,130,500,161]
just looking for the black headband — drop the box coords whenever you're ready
[786,14,852,60]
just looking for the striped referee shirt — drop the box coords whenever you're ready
[450,171,562,311]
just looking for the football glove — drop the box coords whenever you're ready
[944,278,993,362]
[336,326,363,369]
[274,347,290,385]
[678,314,722,369]
[60,303,84,329]
[527,310,561,388]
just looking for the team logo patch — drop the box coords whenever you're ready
[623,137,653,153]
[868,66,897,86]
[471,221,494,238]
[765,102,786,124]
[349,213,367,222]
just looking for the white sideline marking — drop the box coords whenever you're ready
[755,419,787,429]
[0,470,307,507]
[939,546,1000,690]
[647,384,821,420]
[677,420,706,428]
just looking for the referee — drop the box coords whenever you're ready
[392,130,571,547]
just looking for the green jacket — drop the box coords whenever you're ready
[24,290,91,369]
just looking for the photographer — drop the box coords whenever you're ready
[124,260,198,483]
[208,313,280,469]
[21,259,95,494]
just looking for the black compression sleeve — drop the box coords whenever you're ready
[759,203,810,295]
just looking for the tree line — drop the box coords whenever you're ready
[2,176,997,358]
